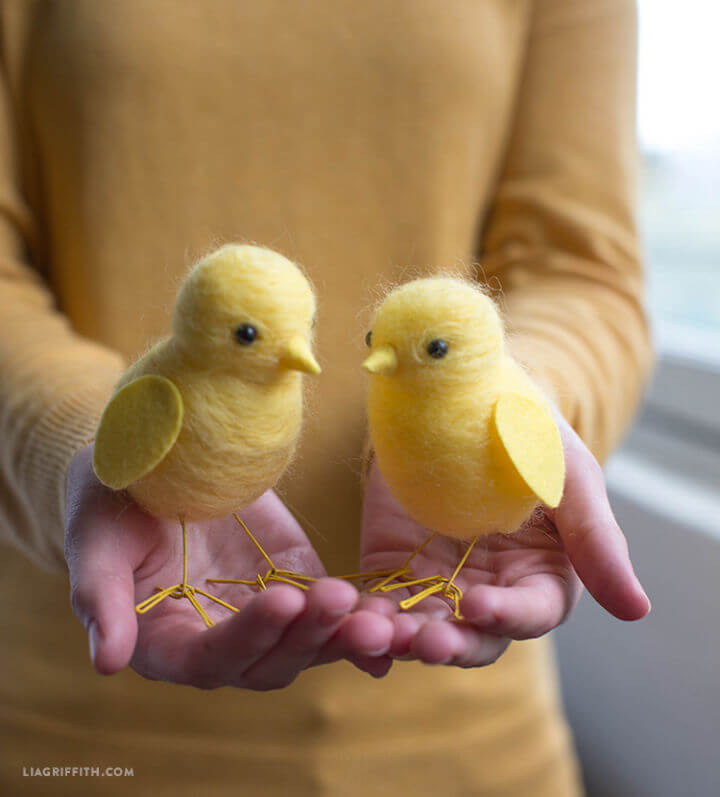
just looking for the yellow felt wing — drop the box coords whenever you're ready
[93,375,184,490]
[492,393,565,508]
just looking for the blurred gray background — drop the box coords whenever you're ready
[554,3,720,795]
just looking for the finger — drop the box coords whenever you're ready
[314,610,395,668]
[355,593,398,618]
[389,612,423,657]
[240,579,358,690]
[67,530,138,676]
[553,437,650,620]
[336,610,394,655]
[409,620,510,667]
[460,575,581,639]
[178,585,306,688]
[348,654,394,678]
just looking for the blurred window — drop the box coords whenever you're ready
[638,1,720,359]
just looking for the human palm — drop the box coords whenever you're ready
[66,445,394,689]
[360,416,651,667]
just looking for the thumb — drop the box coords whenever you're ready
[552,427,650,621]
[65,444,141,674]
[67,527,138,674]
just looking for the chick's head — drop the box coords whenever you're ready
[172,244,320,379]
[363,277,503,384]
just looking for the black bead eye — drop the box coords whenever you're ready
[365,330,372,347]
[234,323,258,345]
[427,339,448,358]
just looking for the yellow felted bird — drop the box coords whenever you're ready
[92,244,321,626]
[361,276,565,617]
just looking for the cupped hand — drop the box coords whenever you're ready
[65,444,394,689]
[360,414,651,667]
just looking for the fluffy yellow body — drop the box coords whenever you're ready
[368,355,550,538]
[93,244,319,519]
[364,277,564,540]
[115,340,304,520]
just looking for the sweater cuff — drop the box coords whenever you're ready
[17,372,120,570]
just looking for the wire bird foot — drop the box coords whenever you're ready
[135,518,240,628]
[136,583,239,628]
[354,533,479,620]
[206,514,319,593]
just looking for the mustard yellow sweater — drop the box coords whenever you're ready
[0,1,650,794]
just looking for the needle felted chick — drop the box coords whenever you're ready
[360,276,565,617]
[92,244,321,627]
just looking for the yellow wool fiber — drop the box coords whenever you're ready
[93,243,320,520]
[363,277,565,539]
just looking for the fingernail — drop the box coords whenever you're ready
[87,618,100,664]
[319,607,350,625]
[365,644,391,657]
[398,614,421,635]
[643,592,652,613]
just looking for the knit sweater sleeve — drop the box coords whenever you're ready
[479,0,654,462]
[0,65,123,571]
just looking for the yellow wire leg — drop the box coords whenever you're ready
[399,582,445,609]
[205,514,317,593]
[338,568,401,583]
[394,535,479,620]
[379,575,444,592]
[135,517,240,628]
[351,531,441,593]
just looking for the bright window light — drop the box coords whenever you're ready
[637,1,720,339]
